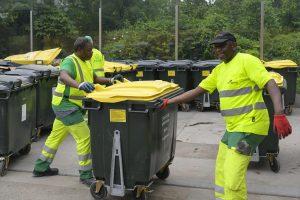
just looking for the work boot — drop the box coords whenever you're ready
[80,177,95,187]
[33,167,59,177]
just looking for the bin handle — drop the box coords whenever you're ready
[0,91,11,100]
[177,67,188,71]
[82,99,101,110]
[128,107,149,113]
[157,68,165,72]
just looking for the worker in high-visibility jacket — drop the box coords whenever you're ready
[33,37,124,187]
[84,36,105,78]
[160,32,292,200]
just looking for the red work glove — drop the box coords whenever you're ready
[273,114,292,139]
[159,99,169,110]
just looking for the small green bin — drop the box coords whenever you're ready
[252,72,286,173]
[83,80,183,199]
[264,60,299,115]
[191,60,220,111]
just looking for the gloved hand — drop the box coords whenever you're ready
[274,114,292,139]
[159,99,169,110]
[110,74,124,84]
[78,82,95,93]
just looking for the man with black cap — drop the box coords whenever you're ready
[159,31,292,199]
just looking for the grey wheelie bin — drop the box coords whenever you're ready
[15,65,59,130]
[191,60,220,111]
[264,60,299,115]
[136,60,162,81]
[158,60,193,111]
[0,75,36,176]
[4,69,43,139]
[83,80,183,200]
[251,72,286,173]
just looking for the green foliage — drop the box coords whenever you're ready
[265,32,300,64]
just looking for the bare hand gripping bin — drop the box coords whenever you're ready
[83,80,183,199]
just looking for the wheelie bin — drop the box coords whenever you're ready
[15,65,59,130]
[4,69,43,139]
[251,72,286,173]
[136,60,162,81]
[83,80,183,199]
[264,60,299,115]
[191,60,220,111]
[157,60,193,111]
[0,75,37,176]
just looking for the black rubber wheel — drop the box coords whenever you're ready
[156,166,170,180]
[269,157,280,173]
[90,181,107,200]
[196,103,204,112]
[180,103,190,112]
[0,159,7,177]
[132,188,148,200]
[19,144,31,155]
[284,106,293,116]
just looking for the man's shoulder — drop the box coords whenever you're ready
[238,53,261,62]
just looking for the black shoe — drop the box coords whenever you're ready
[80,177,95,187]
[33,167,59,177]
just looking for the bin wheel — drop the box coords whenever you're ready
[0,158,8,177]
[284,106,293,116]
[268,156,280,173]
[196,103,204,112]
[215,103,220,112]
[19,144,31,155]
[156,166,170,180]
[90,181,107,200]
[133,187,148,200]
[180,103,190,112]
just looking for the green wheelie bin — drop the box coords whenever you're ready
[251,72,286,173]
[4,69,43,139]
[191,60,220,111]
[15,65,59,130]
[158,60,193,111]
[0,75,37,176]
[264,60,299,115]
[83,80,183,199]
[136,60,162,81]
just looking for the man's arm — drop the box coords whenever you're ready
[93,74,111,85]
[265,79,284,114]
[60,70,80,88]
[168,87,207,104]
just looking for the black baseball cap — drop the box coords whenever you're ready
[210,32,236,45]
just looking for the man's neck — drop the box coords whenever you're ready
[224,51,238,63]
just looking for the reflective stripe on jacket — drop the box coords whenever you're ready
[52,54,94,107]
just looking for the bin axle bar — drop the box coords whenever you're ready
[110,130,125,197]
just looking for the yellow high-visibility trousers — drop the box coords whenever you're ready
[35,119,92,173]
[215,142,251,200]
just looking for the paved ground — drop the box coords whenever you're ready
[1,108,300,200]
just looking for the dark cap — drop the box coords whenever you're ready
[210,32,236,45]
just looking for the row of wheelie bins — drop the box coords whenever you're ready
[0,63,59,176]
[104,60,221,111]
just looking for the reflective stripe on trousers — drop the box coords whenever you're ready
[215,142,251,200]
[39,119,92,171]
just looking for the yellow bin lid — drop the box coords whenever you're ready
[87,80,180,103]
[103,61,131,73]
[5,48,61,65]
[264,60,298,69]
[269,71,285,87]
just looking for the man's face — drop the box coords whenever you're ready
[213,41,236,63]
[81,42,93,61]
